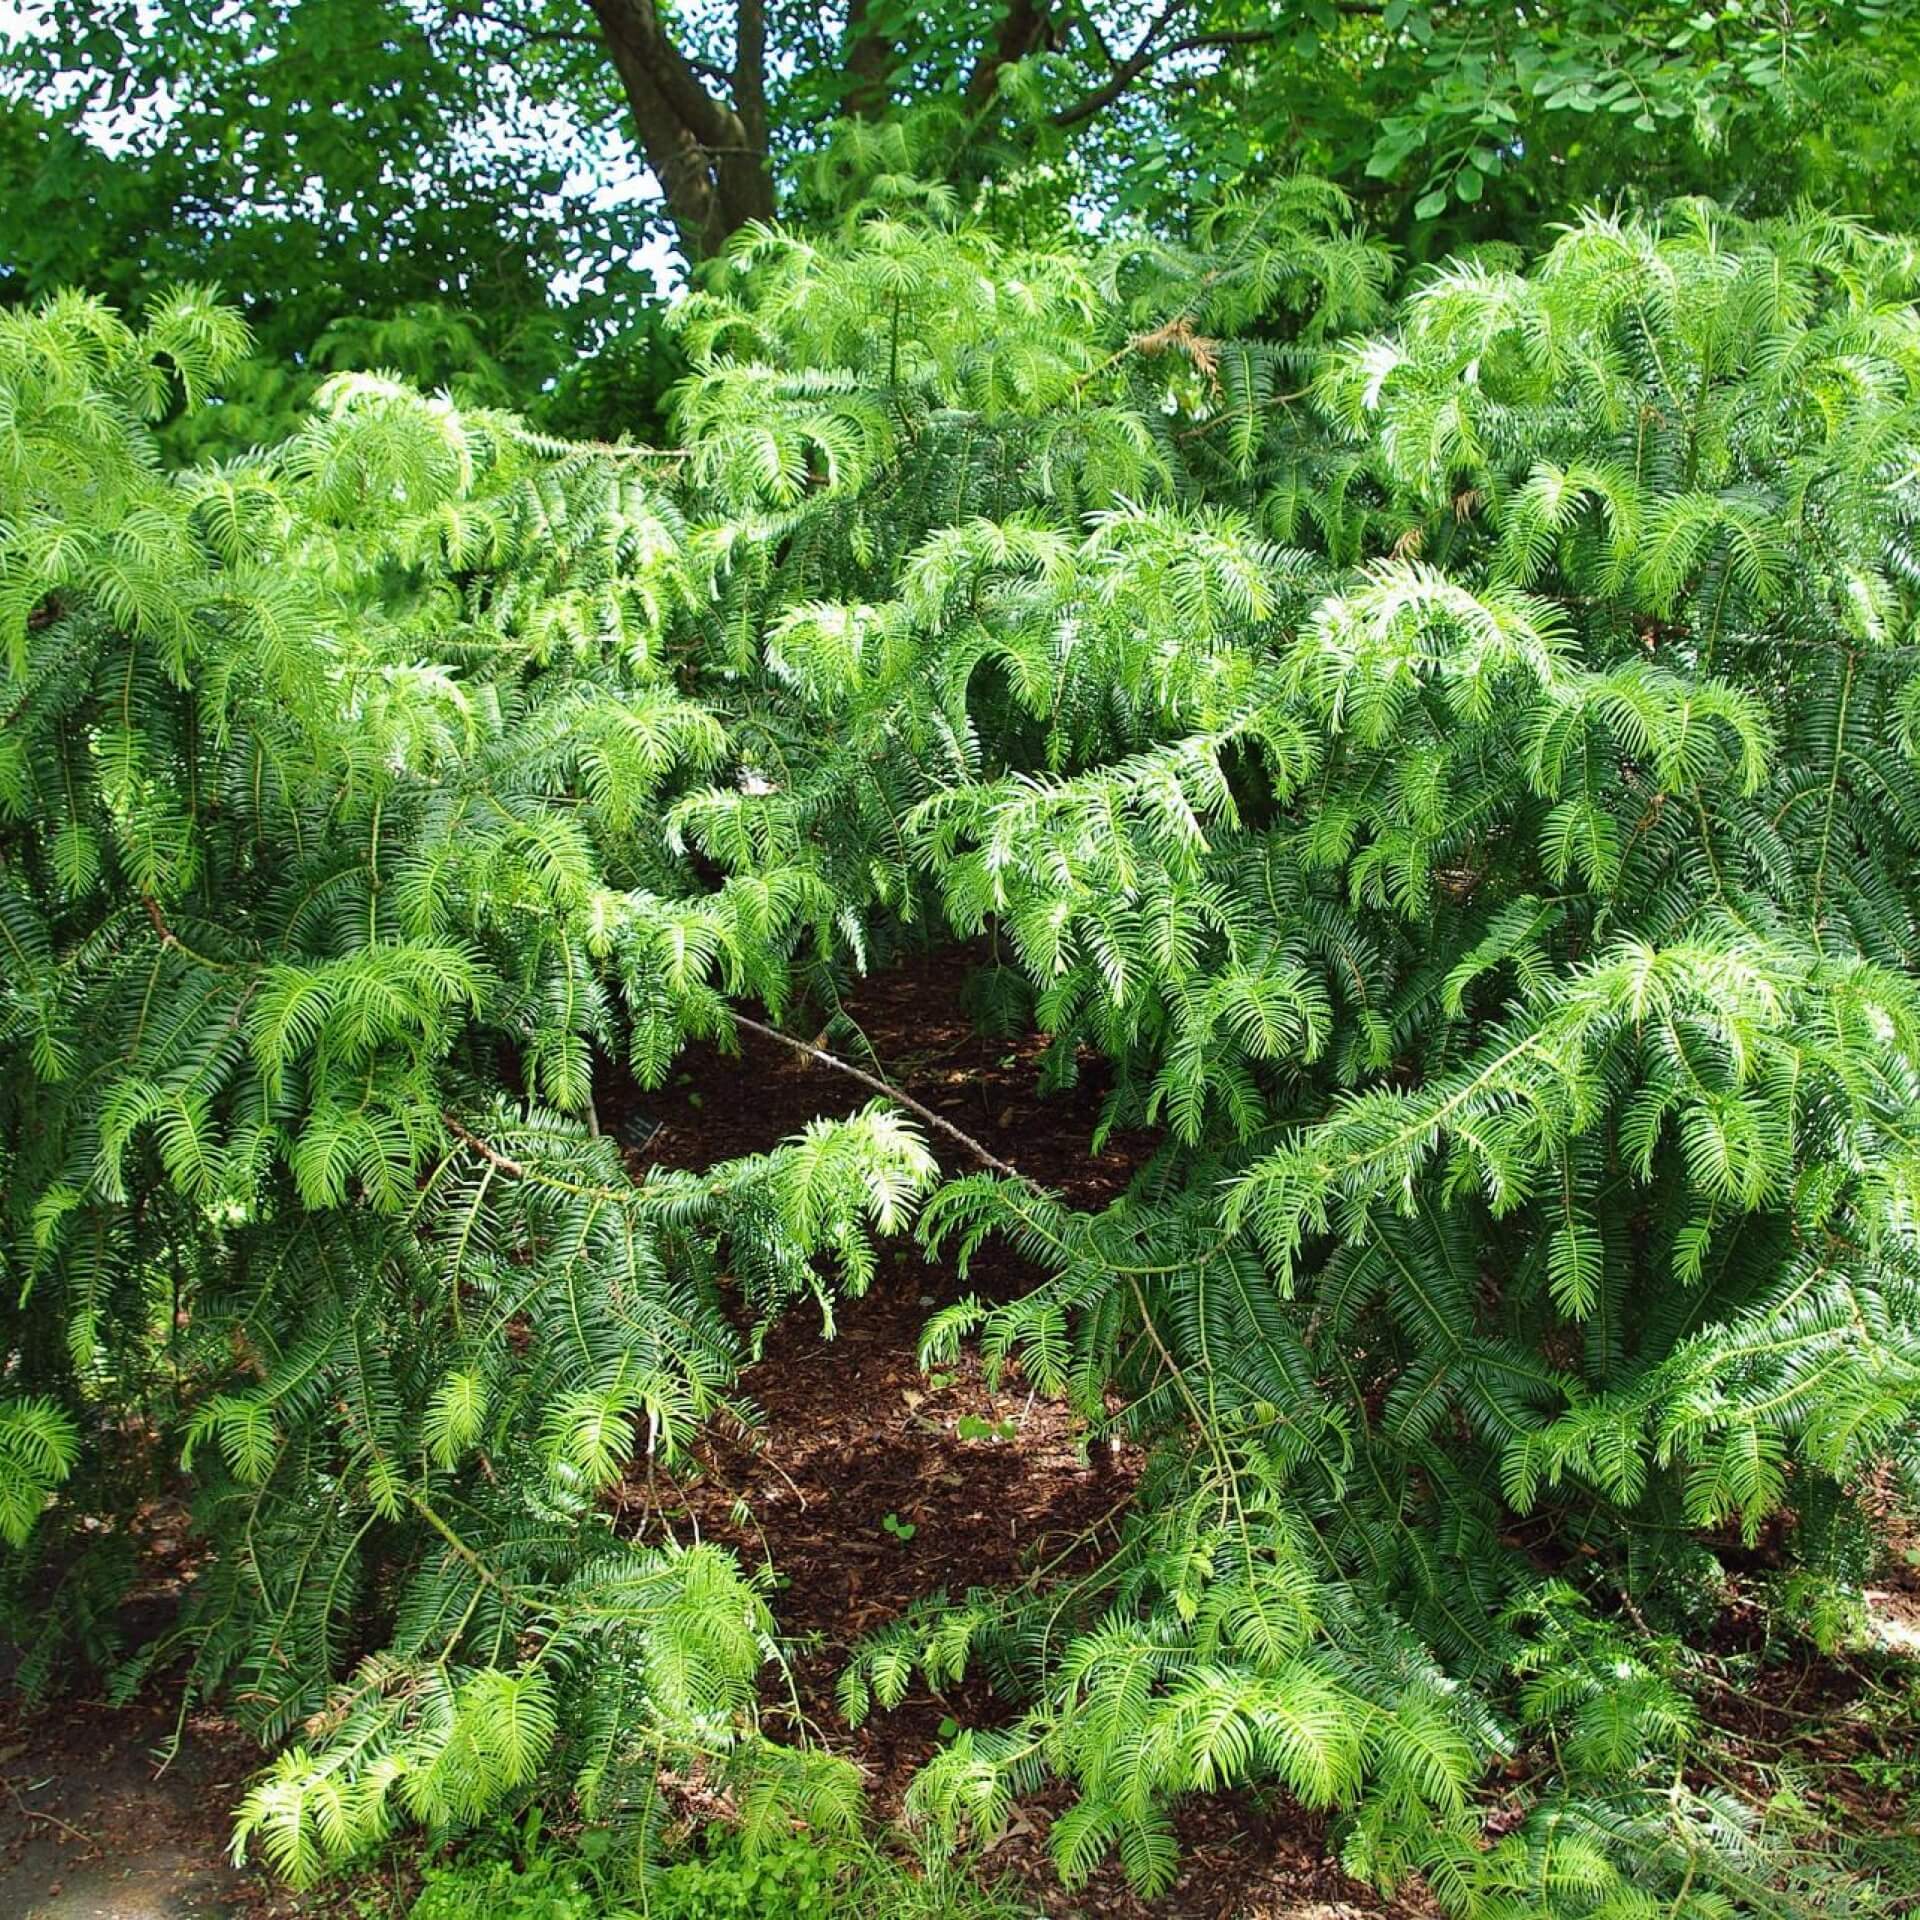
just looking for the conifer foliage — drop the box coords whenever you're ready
[4,187,1920,1913]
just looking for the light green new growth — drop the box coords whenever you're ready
[4,185,1919,1914]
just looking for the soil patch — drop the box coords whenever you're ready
[621,947,1418,1917]
[0,1691,268,1920]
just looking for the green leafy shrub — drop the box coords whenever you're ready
[5,178,1920,1918]
[411,1852,627,1920]
[643,1837,843,1919]
[402,1828,1031,1920]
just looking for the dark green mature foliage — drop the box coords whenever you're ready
[1139,0,1920,243]
[0,2,631,345]
[4,180,1920,1915]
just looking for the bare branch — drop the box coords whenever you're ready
[446,2,598,49]
[440,1111,528,1179]
[728,1014,1027,1181]
[1047,0,1188,129]
[1049,4,1385,130]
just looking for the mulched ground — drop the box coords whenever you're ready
[622,952,1150,1803]
[0,1686,325,1919]
[2,943,1914,1917]
[612,948,1420,1917]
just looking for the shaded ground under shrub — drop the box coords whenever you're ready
[3,948,1916,1919]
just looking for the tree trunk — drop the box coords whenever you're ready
[584,0,1065,260]
[587,0,776,262]
[965,0,1057,107]
[842,0,896,119]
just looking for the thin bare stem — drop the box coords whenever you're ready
[729,1012,1027,1181]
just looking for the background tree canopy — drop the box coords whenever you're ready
[7,1,1920,432]
[7,6,1920,1919]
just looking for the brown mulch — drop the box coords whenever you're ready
[612,948,1420,1917]
[10,944,1911,1916]
[0,1688,313,1919]
[0,943,1414,1920]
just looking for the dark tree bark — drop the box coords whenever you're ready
[842,0,898,119]
[964,0,1059,107]
[586,0,775,261]
[580,0,1278,261]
